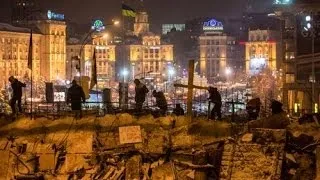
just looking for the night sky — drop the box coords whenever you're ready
[0,0,271,30]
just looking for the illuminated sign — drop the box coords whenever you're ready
[91,20,105,32]
[47,10,65,21]
[273,0,292,5]
[203,19,223,31]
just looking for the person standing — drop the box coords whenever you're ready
[9,76,26,115]
[67,80,86,119]
[134,79,148,112]
[208,87,222,120]
[152,90,168,116]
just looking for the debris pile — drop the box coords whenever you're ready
[283,121,320,180]
[0,115,231,179]
[220,129,286,179]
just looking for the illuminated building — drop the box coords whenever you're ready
[133,11,150,36]
[0,13,66,88]
[274,1,320,113]
[66,37,116,88]
[199,18,242,83]
[162,24,185,34]
[122,10,173,83]
[245,30,281,75]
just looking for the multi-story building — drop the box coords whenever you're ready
[123,10,173,83]
[199,18,243,83]
[66,36,116,88]
[0,15,66,88]
[245,29,281,75]
[274,1,320,113]
[162,24,185,35]
[0,24,41,88]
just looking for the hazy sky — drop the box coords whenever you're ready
[0,0,252,24]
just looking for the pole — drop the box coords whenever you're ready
[30,64,33,119]
[312,11,315,113]
[187,60,195,117]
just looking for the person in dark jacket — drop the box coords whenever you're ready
[134,79,149,112]
[9,76,26,115]
[173,104,184,116]
[152,90,167,115]
[246,98,261,120]
[67,80,86,119]
[208,87,222,120]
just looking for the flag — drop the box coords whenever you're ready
[28,29,33,70]
[122,4,136,17]
[90,48,97,90]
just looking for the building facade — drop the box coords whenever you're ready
[0,19,66,89]
[199,31,240,83]
[122,11,174,83]
[245,30,281,75]
[274,2,320,114]
[162,24,185,34]
[128,34,173,81]
[66,36,116,88]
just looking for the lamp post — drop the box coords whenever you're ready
[305,13,316,113]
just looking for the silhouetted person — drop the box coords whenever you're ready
[246,98,261,120]
[248,100,290,129]
[67,80,86,119]
[134,79,148,112]
[173,104,184,116]
[152,90,167,116]
[9,76,26,115]
[270,100,284,115]
[209,87,222,120]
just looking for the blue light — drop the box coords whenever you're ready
[91,20,105,32]
[203,19,223,31]
[274,0,292,4]
[47,10,65,21]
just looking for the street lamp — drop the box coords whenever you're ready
[121,68,129,82]
[225,67,232,83]
[225,67,232,76]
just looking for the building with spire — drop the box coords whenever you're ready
[123,3,173,86]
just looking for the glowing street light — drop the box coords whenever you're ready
[168,68,175,76]
[121,68,129,82]
[113,20,120,26]
[225,67,232,76]
[168,67,175,82]
[306,15,311,22]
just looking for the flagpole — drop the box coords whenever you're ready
[30,61,33,119]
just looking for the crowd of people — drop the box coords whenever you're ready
[5,76,280,123]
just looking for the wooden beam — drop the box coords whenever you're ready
[187,60,195,117]
[174,84,209,90]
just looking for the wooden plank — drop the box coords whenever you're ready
[174,84,208,90]
[187,60,195,117]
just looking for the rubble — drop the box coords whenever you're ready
[0,114,319,179]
